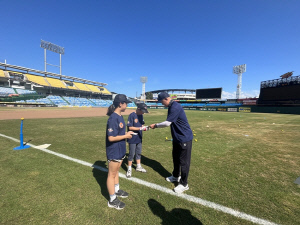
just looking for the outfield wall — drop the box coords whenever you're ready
[148,105,300,114]
[249,105,300,114]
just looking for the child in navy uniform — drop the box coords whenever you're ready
[126,103,149,178]
[106,94,134,210]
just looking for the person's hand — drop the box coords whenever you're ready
[149,124,156,129]
[140,126,150,131]
[126,131,134,139]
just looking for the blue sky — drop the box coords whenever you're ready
[1,0,300,99]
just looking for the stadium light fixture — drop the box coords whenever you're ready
[233,64,246,99]
[40,40,65,75]
[140,76,148,102]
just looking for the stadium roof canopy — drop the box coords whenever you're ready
[149,89,196,94]
[0,62,107,86]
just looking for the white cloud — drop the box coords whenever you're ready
[222,90,260,99]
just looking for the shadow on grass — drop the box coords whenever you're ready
[92,160,109,201]
[121,154,171,179]
[148,199,203,225]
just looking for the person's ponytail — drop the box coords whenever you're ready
[106,104,115,116]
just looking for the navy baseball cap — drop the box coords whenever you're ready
[113,94,132,104]
[157,92,170,102]
[137,103,149,113]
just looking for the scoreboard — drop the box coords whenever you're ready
[196,88,222,99]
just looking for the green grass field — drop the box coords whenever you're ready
[0,109,299,225]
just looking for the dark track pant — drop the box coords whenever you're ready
[172,140,192,186]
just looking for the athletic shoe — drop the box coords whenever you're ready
[166,175,181,183]
[115,189,129,198]
[136,166,147,173]
[108,197,125,210]
[173,184,189,194]
[126,168,132,178]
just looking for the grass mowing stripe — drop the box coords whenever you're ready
[0,132,279,225]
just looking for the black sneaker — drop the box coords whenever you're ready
[108,197,125,210]
[115,189,129,198]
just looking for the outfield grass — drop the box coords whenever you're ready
[0,109,299,224]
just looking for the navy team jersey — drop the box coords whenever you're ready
[127,112,144,144]
[106,113,127,160]
[167,101,193,143]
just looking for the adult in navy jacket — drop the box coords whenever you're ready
[150,92,193,194]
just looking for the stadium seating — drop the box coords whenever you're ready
[145,102,163,106]
[45,77,67,89]
[193,103,206,106]
[15,100,26,103]
[64,96,94,107]
[221,103,242,106]
[90,99,112,107]
[85,84,101,93]
[82,84,112,95]
[0,70,5,77]
[14,97,53,105]
[11,94,116,107]
[127,102,136,108]
[26,74,50,86]
[206,103,221,106]
[26,99,37,103]
[47,95,69,106]
[181,103,193,107]
[35,97,53,104]
[15,89,37,95]
[99,87,111,95]
[66,85,78,90]
[0,87,16,97]
[73,82,91,92]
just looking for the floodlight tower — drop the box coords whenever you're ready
[40,40,65,75]
[233,64,246,99]
[140,76,148,102]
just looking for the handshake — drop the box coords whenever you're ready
[140,126,150,131]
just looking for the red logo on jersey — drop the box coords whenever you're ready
[119,122,124,128]
[134,119,138,123]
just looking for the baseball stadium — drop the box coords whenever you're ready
[1,60,300,225]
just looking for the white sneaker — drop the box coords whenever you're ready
[174,184,189,193]
[166,175,181,183]
[136,166,146,173]
[126,168,132,178]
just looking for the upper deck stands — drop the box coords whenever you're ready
[0,70,5,78]
[45,77,67,89]
[99,87,111,95]
[26,74,50,86]
[85,84,101,93]
[73,82,91,92]
[66,85,78,90]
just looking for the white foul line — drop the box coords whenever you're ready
[1,133,278,225]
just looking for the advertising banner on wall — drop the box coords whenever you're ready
[243,99,257,105]
[170,94,178,100]
[200,108,217,111]
[228,108,238,112]
[239,107,251,112]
